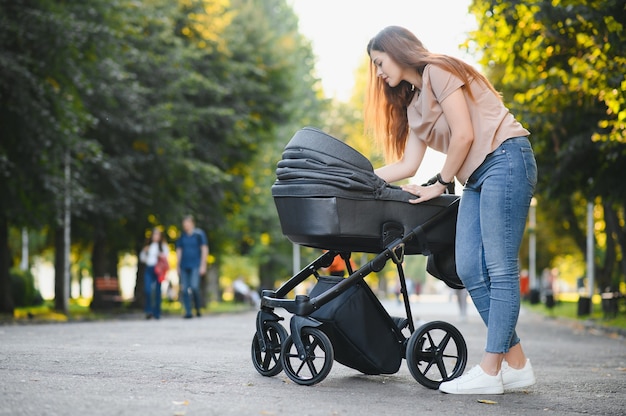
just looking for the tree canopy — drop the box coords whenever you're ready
[0,0,323,313]
[468,0,626,290]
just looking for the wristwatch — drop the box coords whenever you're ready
[436,173,454,186]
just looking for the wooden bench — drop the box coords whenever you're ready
[91,277,124,309]
[601,290,623,319]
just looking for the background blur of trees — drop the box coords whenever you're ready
[1,0,624,315]
[0,0,327,314]
[467,0,626,293]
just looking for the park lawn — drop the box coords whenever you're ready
[7,298,253,323]
[524,294,626,331]
[6,293,625,331]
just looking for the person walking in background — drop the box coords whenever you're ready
[176,215,208,318]
[139,228,169,320]
[365,26,537,395]
[455,288,468,322]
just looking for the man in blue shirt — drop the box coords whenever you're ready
[176,215,208,318]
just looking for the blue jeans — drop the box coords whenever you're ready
[455,137,537,354]
[144,266,162,318]
[179,267,201,316]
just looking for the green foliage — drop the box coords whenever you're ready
[215,0,325,287]
[0,0,325,312]
[0,0,97,228]
[469,0,626,290]
[10,268,42,307]
[524,297,626,330]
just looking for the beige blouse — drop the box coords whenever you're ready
[407,64,530,184]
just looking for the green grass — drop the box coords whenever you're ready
[5,295,625,330]
[524,297,626,331]
[4,298,255,324]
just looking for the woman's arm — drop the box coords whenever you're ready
[437,87,474,184]
[139,245,149,263]
[374,131,427,183]
[401,87,474,203]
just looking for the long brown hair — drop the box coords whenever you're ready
[364,26,501,161]
[145,227,167,252]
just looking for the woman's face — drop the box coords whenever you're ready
[370,50,404,88]
[152,230,161,241]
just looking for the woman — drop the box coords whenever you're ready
[365,26,537,394]
[139,228,169,320]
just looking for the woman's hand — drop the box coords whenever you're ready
[401,183,445,204]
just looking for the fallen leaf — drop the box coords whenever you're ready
[477,399,498,405]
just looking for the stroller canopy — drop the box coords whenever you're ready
[273,127,413,202]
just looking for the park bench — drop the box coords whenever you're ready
[91,276,124,310]
[600,289,623,319]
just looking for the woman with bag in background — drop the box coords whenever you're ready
[140,227,169,320]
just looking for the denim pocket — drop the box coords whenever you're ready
[521,147,537,188]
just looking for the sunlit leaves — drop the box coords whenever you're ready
[0,0,324,298]
[469,0,626,288]
[179,0,234,52]
[471,0,625,145]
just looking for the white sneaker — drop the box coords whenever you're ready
[502,359,536,390]
[439,365,504,395]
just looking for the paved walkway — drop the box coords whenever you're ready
[1,295,625,416]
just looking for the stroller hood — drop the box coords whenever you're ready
[273,127,413,202]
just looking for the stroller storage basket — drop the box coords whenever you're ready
[309,276,403,375]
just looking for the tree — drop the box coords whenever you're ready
[0,0,103,313]
[0,0,326,313]
[469,0,626,289]
[217,0,326,291]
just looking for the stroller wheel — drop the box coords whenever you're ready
[251,321,289,377]
[281,327,334,386]
[405,320,467,389]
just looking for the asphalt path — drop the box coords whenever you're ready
[1,295,625,416]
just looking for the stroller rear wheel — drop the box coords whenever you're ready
[251,321,289,377]
[281,327,334,386]
[406,320,467,389]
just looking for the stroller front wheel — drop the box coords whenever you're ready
[281,327,334,386]
[405,320,467,389]
[251,321,289,377]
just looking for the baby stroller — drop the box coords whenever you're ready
[251,127,467,388]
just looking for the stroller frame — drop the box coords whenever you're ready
[252,201,468,388]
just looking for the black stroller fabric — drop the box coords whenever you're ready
[427,248,464,289]
[272,127,463,287]
[274,127,412,202]
[309,276,403,375]
[272,127,459,256]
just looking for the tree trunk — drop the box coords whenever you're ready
[54,226,68,313]
[608,202,626,287]
[90,225,120,309]
[133,244,145,310]
[259,253,285,292]
[92,229,107,278]
[54,150,72,314]
[603,203,623,290]
[564,197,586,254]
[205,264,219,304]
[0,214,14,314]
